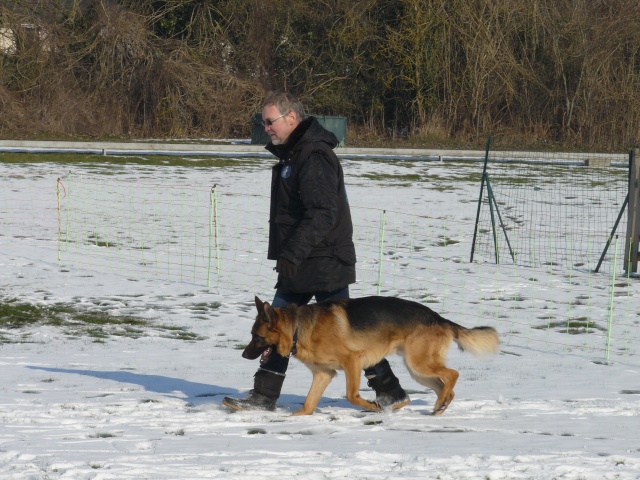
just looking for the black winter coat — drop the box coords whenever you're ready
[265,117,356,293]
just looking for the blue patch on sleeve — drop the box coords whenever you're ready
[281,165,292,178]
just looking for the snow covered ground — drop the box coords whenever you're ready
[1,153,639,479]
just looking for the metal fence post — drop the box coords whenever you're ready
[624,148,639,274]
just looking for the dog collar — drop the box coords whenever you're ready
[288,323,299,357]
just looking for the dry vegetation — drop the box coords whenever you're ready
[1,0,639,151]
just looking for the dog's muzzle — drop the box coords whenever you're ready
[241,342,273,361]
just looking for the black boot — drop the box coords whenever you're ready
[366,363,410,410]
[223,369,285,412]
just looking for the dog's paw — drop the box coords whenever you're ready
[363,401,383,412]
[432,403,449,416]
[292,408,315,416]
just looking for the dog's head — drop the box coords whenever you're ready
[241,296,283,361]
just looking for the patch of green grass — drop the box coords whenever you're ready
[434,236,460,247]
[0,299,204,343]
[364,420,384,425]
[362,173,423,183]
[187,302,222,313]
[498,295,528,302]
[83,328,110,339]
[0,152,265,170]
[0,300,75,329]
[73,312,147,326]
[89,432,117,439]
[86,233,119,249]
[533,317,606,334]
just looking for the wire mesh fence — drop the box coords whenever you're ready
[50,169,640,365]
[0,156,637,364]
[472,146,630,274]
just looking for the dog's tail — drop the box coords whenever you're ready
[452,326,499,357]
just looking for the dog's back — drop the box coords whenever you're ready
[339,296,459,331]
[348,296,498,354]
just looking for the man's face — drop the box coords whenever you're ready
[262,104,297,145]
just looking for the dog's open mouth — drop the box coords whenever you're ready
[259,346,273,364]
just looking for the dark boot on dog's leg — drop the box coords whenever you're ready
[223,369,285,412]
[366,360,410,410]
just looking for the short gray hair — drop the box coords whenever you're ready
[262,91,306,120]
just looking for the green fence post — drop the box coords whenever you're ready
[57,178,63,263]
[606,236,619,362]
[208,185,220,287]
[377,210,386,295]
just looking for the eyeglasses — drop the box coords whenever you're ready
[262,112,290,127]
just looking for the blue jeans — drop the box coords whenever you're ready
[270,286,350,308]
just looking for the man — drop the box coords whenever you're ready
[223,91,409,412]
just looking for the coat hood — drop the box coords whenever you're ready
[265,117,339,160]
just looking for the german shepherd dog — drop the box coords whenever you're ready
[241,295,499,416]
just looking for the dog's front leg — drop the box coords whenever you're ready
[344,358,380,412]
[293,369,335,416]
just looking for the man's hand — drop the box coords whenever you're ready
[276,258,298,279]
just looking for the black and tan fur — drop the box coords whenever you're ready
[242,295,499,416]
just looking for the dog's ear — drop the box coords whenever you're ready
[255,296,263,312]
[262,301,275,329]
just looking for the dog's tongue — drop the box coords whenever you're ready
[259,347,272,364]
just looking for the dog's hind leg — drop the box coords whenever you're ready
[293,369,335,416]
[408,365,458,415]
[406,368,444,397]
[427,366,458,415]
[404,345,459,415]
